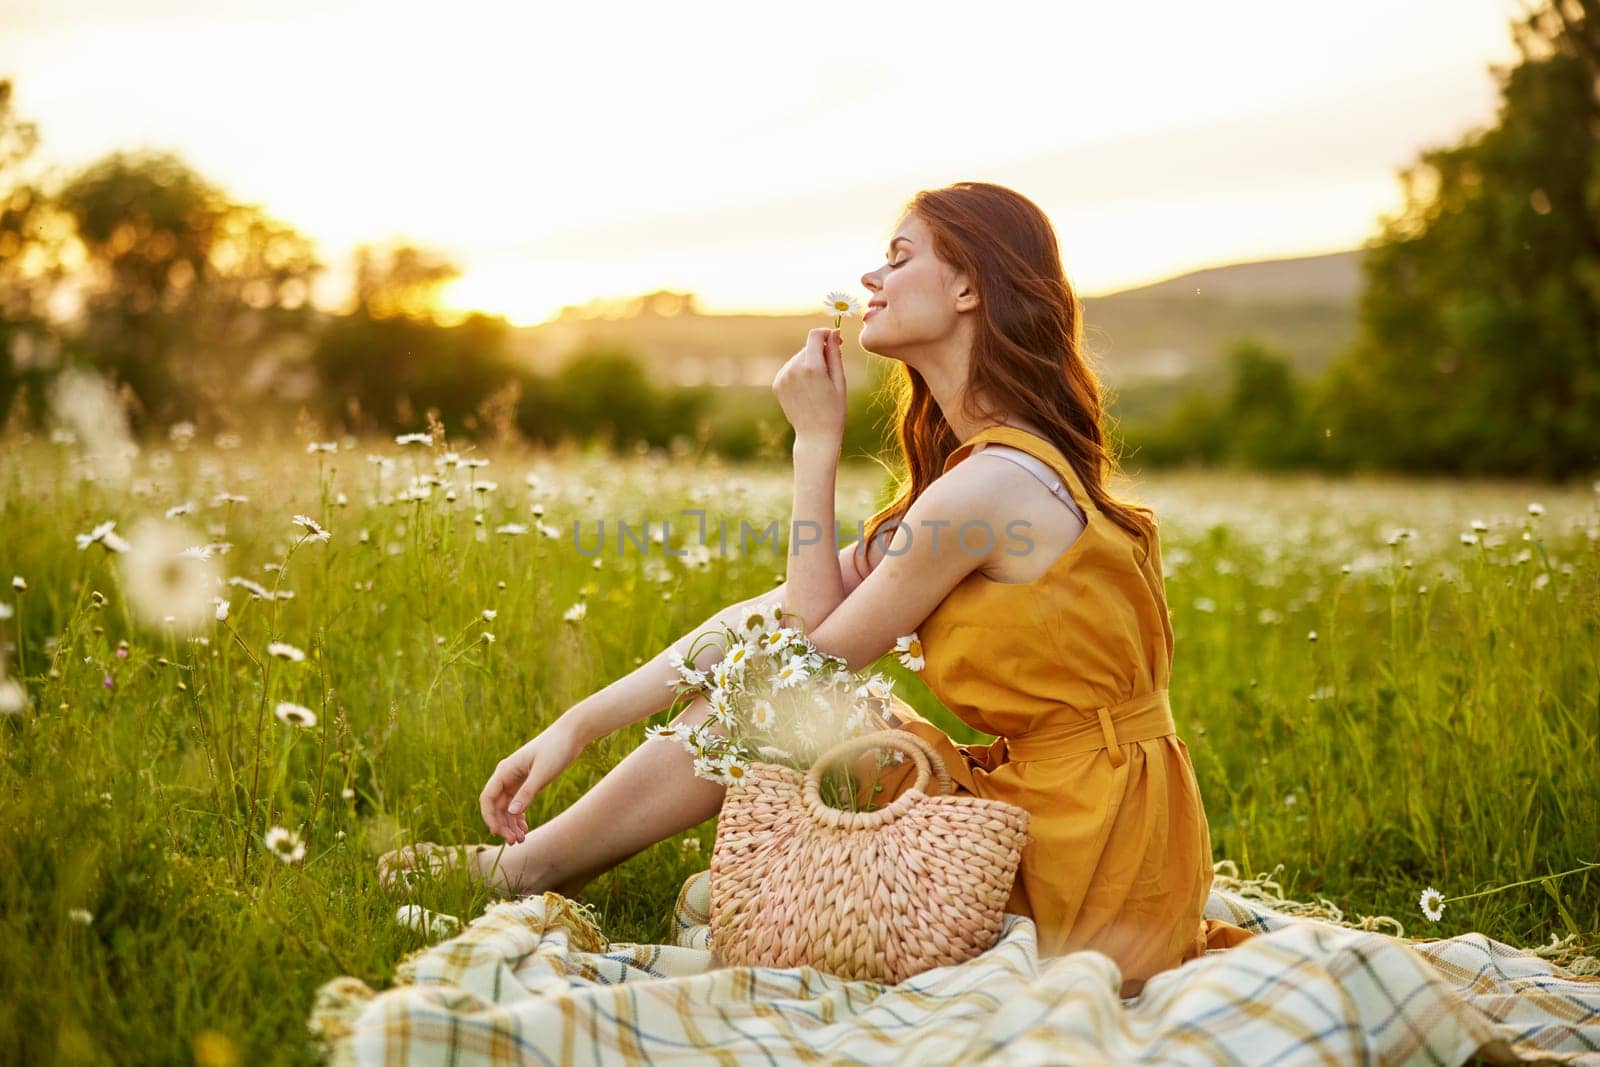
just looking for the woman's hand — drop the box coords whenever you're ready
[479,719,587,844]
[773,327,847,447]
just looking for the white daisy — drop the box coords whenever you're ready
[68,907,94,925]
[749,697,778,731]
[822,290,861,319]
[1419,885,1445,923]
[394,432,432,445]
[118,518,218,633]
[718,757,751,788]
[894,632,925,672]
[267,641,307,662]
[666,649,708,688]
[563,601,587,623]
[482,608,497,621]
[273,701,318,728]
[165,502,196,518]
[775,654,811,689]
[292,515,331,543]
[263,826,306,864]
[1527,502,1545,516]
[11,576,26,592]
[213,597,229,622]
[756,744,795,762]
[496,523,529,536]
[306,441,337,454]
[228,576,272,599]
[75,520,130,553]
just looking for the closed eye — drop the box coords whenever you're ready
[889,258,907,269]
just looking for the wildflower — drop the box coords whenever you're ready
[775,654,812,689]
[482,608,497,621]
[211,492,248,506]
[292,515,331,543]
[264,826,306,864]
[76,520,130,553]
[645,723,691,745]
[1419,886,1445,922]
[165,502,195,518]
[757,744,795,762]
[563,601,587,623]
[666,648,708,688]
[178,545,214,560]
[11,576,24,592]
[718,757,751,787]
[68,908,93,925]
[1307,630,1319,642]
[273,701,318,728]
[691,753,722,780]
[495,523,529,536]
[894,632,925,671]
[749,697,778,730]
[822,290,861,327]
[306,441,338,454]
[471,481,498,495]
[680,837,702,853]
[228,576,272,599]
[1469,518,1488,532]
[1527,502,1544,517]
[0,676,27,715]
[1192,597,1217,613]
[736,601,783,641]
[119,518,218,634]
[1460,533,1479,546]
[481,631,495,644]
[213,598,229,622]
[394,432,432,445]
[267,641,307,662]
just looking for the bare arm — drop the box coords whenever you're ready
[561,540,877,746]
[785,436,846,636]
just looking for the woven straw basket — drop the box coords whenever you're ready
[707,729,1031,984]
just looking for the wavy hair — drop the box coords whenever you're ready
[852,181,1155,577]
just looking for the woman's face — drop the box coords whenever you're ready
[858,212,973,362]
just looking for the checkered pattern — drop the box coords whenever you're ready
[309,870,1600,1065]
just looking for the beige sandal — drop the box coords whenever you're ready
[377,842,514,898]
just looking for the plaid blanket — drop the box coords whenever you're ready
[310,867,1600,1065]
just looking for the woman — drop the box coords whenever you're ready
[379,181,1251,995]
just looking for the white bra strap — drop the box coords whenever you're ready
[972,444,1086,524]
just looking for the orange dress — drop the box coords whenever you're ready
[852,425,1253,996]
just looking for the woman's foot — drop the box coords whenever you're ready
[377,840,586,900]
[378,842,518,898]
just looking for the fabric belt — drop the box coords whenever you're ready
[1000,688,1176,767]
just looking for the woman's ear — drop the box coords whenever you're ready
[953,276,980,313]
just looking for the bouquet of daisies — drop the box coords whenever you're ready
[645,599,915,812]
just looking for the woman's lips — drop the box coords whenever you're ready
[864,305,884,320]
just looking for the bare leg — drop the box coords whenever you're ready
[477,692,728,898]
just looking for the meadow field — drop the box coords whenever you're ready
[1,430,1596,1065]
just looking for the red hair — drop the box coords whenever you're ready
[853,181,1155,577]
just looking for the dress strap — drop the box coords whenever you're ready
[945,425,1095,513]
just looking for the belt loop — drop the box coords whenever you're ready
[1096,706,1126,768]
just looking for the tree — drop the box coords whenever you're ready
[56,150,323,427]
[1319,0,1600,477]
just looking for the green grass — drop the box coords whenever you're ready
[1,437,1596,1065]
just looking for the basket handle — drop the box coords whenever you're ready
[802,730,955,830]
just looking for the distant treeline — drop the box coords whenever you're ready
[1,1,1596,477]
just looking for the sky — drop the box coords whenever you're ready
[1,0,1529,326]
